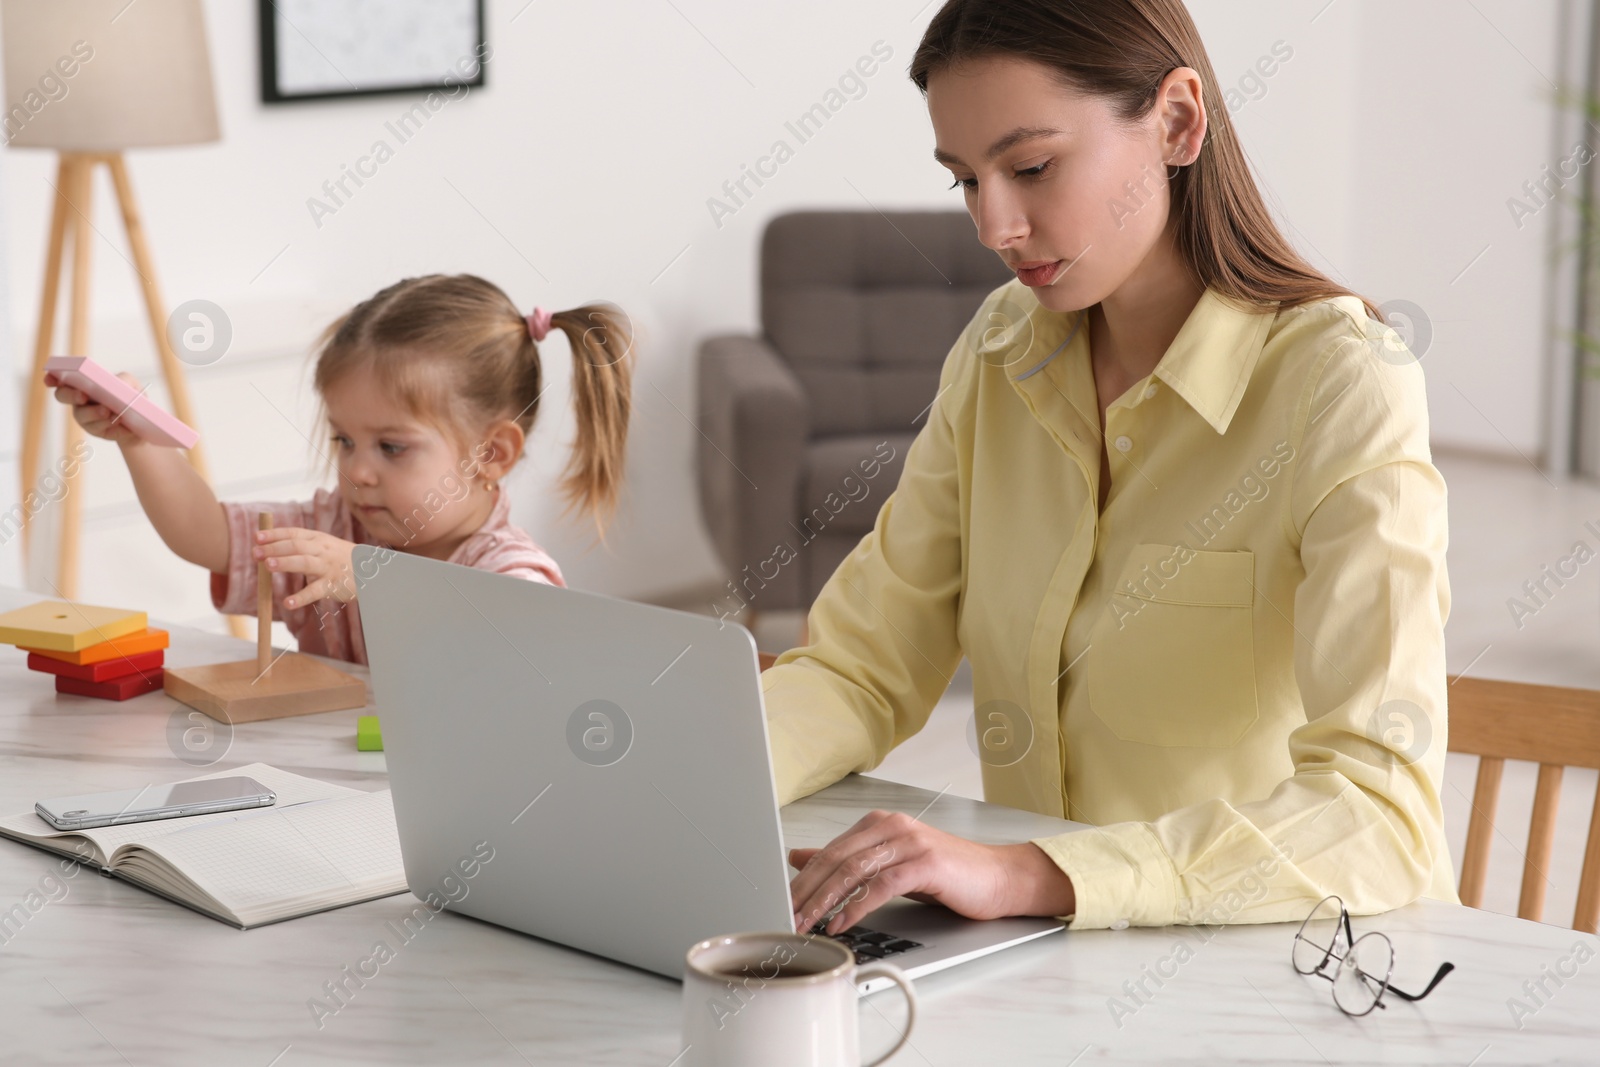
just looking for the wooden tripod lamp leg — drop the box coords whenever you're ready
[19,154,73,560]
[257,512,272,674]
[58,158,98,599]
[106,153,213,482]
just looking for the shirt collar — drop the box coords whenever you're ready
[1004,283,1280,451]
[447,485,512,564]
[1149,287,1278,435]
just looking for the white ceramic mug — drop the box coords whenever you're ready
[681,931,918,1067]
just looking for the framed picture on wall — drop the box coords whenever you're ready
[258,0,487,104]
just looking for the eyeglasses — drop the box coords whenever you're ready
[1291,895,1455,1016]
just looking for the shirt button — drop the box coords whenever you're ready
[1143,383,1159,399]
[1114,435,1133,453]
[1111,917,1130,931]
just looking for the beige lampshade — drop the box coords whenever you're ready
[2,0,220,151]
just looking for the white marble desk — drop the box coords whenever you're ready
[0,587,1595,1065]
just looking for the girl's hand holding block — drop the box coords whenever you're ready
[45,356,199,448]
[50,368,147,447]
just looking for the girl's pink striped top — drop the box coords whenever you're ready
[211,487,564,666]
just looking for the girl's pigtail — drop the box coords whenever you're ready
[548,303,635,538]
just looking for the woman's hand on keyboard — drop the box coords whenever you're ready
[786,809,1075,936]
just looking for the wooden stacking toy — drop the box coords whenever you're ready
[163,512,366,724]
[0,599,167,701]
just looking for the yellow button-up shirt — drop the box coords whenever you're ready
[763,279,1457,930]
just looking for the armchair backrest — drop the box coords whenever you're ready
[760,210,1014,436]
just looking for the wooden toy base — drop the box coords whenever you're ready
[164,653,367,724]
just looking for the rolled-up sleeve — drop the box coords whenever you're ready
[1032,337,1455,929]
[210,499,321,620]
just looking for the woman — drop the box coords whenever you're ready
[772,0,1456,936]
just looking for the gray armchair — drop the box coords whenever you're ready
[696,210,1014,617]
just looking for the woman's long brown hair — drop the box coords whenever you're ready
[911,0,1383,321]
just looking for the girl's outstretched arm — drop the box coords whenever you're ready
[53,376,230,573]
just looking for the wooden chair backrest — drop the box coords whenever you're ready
[1446,675,1600,932]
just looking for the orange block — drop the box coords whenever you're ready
[23,627,170,666]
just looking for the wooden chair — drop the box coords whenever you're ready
[1447,676,1600,932]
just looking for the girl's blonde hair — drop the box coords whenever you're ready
[313,274,635,535]
[910,0,1384,322]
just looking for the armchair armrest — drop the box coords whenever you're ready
[696,335,810,610]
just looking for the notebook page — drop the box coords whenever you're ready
[121,789,407,926]
[0,764,359,862]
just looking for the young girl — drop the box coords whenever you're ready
[53,274,635,665]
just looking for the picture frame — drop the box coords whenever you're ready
[258,0,487,105]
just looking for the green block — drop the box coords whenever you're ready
[356,715,383,751]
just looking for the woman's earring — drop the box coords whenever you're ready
[485,480,497,493]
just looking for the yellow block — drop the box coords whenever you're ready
[0,600,148,652]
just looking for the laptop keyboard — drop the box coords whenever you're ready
[812,923,924,961]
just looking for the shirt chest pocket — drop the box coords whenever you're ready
[1085,544,1259,747]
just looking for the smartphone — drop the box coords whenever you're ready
[34,776,276,831]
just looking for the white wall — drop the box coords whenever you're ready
[1,0,1570,615]
[1191,0,1562,464]
[1342,0,1565,465]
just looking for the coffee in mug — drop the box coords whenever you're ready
[681,931,917,1067]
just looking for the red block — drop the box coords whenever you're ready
[29,650,164,683]
[55,670,165,702]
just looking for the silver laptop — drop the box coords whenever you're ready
[356,548,1063,993]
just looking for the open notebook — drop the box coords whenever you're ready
[0,763,407,928]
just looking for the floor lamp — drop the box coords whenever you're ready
[3,1,246,635]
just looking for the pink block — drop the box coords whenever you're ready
[44,355,199,449]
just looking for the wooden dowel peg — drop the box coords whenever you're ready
[257,512,272,673]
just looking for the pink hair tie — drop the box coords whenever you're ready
[525,306,554,342]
